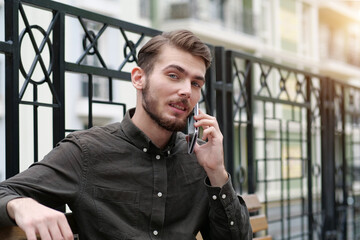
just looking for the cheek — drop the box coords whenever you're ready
[191,90,202,103]
[149,82,167,96]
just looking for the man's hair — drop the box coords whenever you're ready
[137,30,212,75]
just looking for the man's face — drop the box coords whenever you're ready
[141,45,206,132]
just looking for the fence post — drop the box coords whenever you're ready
[204,45,216,116]
[5,0,20,178]
[245,60,255,194]
[340,85,347,240]
[52,11,66,213]
[225,50,234,182]
[320,78,337,239]
[52,10,66,147]
[213,47,234,180]
[306,76,314,240]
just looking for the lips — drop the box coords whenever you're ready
[169,99,191,114]
[170,103,186,111]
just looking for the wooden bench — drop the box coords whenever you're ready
[0,195,271,240]
[242,194,272,240]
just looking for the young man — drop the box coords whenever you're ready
[0,30,251,239]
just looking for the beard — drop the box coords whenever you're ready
[142,80,189,132]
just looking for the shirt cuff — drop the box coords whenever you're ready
[204,174,237,209]
[0,195,22,226]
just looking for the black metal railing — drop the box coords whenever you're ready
[1,0,160,177]
[2,0,360,239]
[215,48,323,239]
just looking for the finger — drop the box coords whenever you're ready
[194,110,220,129]
[37,224,52,240]
[195,119,220,131]
[58,216,74,240]
[203,127,224,142]
[49,222,63,240]
[201,126,217,141]
[24,229,38,240]
[195,110,214,121]
[196,109,218,120]
[194,113,219,125]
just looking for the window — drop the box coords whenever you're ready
[140,0,151,19]
[280,0,297,52]
[81,80,100,98]
[300,3,313,57]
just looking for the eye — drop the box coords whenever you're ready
[168,73,178,79]
[192,81,203,88]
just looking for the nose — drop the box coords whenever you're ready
[178,80,191,98]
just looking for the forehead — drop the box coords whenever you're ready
[154,45,206,75]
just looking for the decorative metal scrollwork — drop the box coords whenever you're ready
[257,64,272,97]
[123,40,137,63]
[82,30,97,56]
[310,81,321,121]
[17,3,60,105]
[312,163,321,177]
[19,25,54,85]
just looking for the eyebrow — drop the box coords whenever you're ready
[163,64,205,81]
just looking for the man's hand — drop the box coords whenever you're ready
[193,109,228,187]
[7,198,73,240]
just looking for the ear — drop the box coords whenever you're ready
[131,67,145,90]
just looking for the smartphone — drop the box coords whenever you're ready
[187,103,199,154]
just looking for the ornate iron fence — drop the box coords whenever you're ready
[211,46,360,239]
[1,0,161,177]
[1,0,360,239]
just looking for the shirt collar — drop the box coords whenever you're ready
[120,108,177,154]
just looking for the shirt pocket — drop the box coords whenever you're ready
[93,187,140,239]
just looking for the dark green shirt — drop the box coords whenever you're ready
[0,109,251,239]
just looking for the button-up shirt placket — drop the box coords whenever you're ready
[149,152,167,239]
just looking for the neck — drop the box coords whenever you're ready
[131,107,173,149]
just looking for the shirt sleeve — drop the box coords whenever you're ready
[0,134,84,226]
[202,174,252,240]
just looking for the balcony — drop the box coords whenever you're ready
[318,0,360,78]
[159,1,261,52]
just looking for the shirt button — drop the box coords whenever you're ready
[167,150,171,155]
[156,155,161,160]
[143,148,148,152]
[222,194,227,199]
[153,230,158,236]
[212,195,217,200]
[230,221,234,226]
[157,192,163,197]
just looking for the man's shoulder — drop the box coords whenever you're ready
[66,122,123,142]
[99,122,122,133]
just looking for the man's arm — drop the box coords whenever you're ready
[7,198,73,240]
[0,135,83,240]
[193,110,252,239]
[203,176,252,239]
